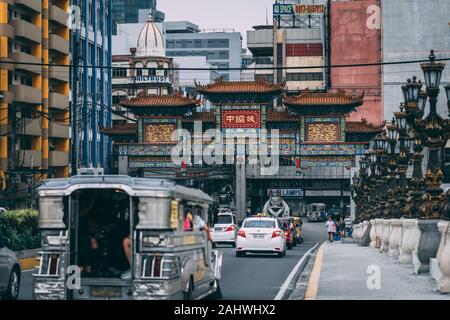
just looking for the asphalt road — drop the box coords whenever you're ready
[18,222,327,300]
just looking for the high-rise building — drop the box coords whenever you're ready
[0,0,71,207]
[70,0,112,171]
[247,1,327,94]
[164,21,243,82]
[112,0,164,34]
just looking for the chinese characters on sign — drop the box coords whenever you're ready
[144,124,177,143]
[307,123,339,142]
[221,110,261,129]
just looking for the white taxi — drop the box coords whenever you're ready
[211,212,238,247]
[235,216,286,257]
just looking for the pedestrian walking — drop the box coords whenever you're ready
[339,217,346,239]
[326,216,336,242]
[344,215,353,237]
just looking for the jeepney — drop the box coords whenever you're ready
[33,175,223,300]
[306,203,326,222]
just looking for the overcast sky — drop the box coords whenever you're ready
[158,0,275,47]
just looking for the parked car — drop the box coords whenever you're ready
[0,237,21,300]
[211,213,238,247]
[235,216,286,257]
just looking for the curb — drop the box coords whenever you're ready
[274,243,320,300]
[18,256,40,271]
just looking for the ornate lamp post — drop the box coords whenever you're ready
[394,105,413,217]
[359,157,369,222]
[418,51,447,219]
[385,121,399,218]
[367,151,378,220]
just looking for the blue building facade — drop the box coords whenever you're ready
[71,0,112,171]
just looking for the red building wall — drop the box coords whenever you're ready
[330,0,382,124]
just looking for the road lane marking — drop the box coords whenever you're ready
[273,243,319,300]
[304,242,326,300]
[22,268,37,273]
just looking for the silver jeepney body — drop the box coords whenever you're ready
[33,175,222,300]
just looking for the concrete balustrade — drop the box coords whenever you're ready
[399,219,419,264]
[437,221,450,293]
[388,219,402,259]
[374,219,383,248]
[412,220,441,274]
[381,219,391,254]
[369,219,377,248]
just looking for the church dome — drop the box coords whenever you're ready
[136,11,165,57]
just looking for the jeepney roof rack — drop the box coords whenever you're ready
[37,175,213,203]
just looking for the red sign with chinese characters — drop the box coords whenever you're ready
[221,110,261,129]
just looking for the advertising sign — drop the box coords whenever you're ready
[129,76,172,85]
[273,3,325,16]
[267,189,304,198]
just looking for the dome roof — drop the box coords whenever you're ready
[136,11,165,57]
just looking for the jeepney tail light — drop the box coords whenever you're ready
[39,253,60,276]
[272,230,282,238]
[238,230,246,238]
[142,255,179,279]
[225,226,235,232]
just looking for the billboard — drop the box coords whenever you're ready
[273,3,325,16]
[267,189,304,197]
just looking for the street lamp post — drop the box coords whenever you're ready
[394,105,413,218]
[386,119,399,218]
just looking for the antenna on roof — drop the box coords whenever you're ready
[266,7,268,25]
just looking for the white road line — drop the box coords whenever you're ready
[22,268,37,273]
[273,243,319,300]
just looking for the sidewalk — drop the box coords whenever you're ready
[302,242,450,300]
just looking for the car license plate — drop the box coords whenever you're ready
[215,227,223,231]
[90,287,122,298]
[252,234,265,240]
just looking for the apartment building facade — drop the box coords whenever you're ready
[71,0,112,172]
[0,0,70,207]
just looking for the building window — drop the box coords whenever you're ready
[255,74,274,83]
[219,51,229,59]
[207,39,229,48]
[194,40,202,48]
[112,68,127,77]
[89,2,93,27]
[286,72,323,81]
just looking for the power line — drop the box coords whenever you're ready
[1,56,450,71]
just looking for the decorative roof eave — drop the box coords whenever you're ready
[345,119,385,134]
[195,77,284,95]
[182,112,216,123]
[100,123,138,136]
[120,91,200,109]
[283,89,364,108]
[266,111,300,123]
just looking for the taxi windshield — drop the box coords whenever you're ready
[244,220,275,228]
[216,215,232,224]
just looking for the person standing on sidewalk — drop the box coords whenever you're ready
[339,217,346,239]
[326,216,336,242]
[344,215,353,237]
